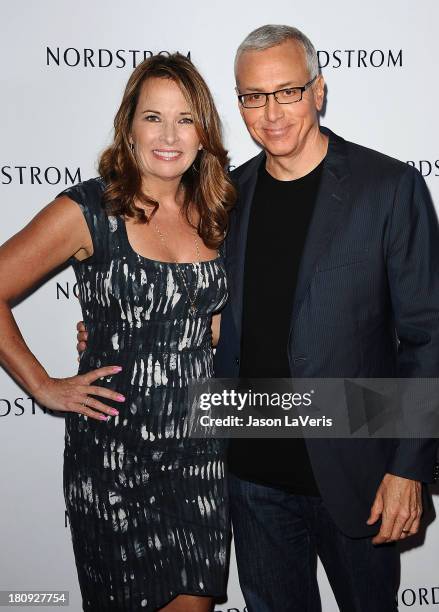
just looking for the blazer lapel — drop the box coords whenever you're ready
[289,127,351,334]
[228,151,265,339]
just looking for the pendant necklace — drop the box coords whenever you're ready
[152,221,201,317]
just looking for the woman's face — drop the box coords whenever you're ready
[130,77,201,185]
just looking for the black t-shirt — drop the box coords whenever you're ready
[227,158,325,495]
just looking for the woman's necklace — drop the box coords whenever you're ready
[152,221,201,317]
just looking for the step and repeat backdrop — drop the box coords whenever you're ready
[1,0,438,609]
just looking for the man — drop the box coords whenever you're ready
[213,25,439,611]
[77,25,439,611]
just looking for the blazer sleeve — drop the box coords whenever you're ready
[385,164,439,482]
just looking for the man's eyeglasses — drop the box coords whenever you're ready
[237,75,317,109]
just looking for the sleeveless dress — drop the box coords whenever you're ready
[57,178,229,611]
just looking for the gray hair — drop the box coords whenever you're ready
[234,24,319,80]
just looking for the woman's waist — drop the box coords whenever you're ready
[78,346,214,385]
[82,317,214,353]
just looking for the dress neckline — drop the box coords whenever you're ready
[118,215,221,266]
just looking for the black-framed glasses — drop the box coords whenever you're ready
[237,75,317,109]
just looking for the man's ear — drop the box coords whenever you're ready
[314,75,325,112]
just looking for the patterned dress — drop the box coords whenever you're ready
[57,178,229,611]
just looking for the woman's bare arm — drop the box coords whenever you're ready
[0,196,124,419]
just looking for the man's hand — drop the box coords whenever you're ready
[211,313,221,348]
[367,473,422,544]
[76,320,88,360]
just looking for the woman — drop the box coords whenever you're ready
[0,54,235,611]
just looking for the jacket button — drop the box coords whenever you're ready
[235,357,240,365]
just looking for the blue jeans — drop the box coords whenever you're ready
[229,474,400,612]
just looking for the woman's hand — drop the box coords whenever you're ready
[33,366,125,421]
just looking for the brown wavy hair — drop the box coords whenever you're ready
[98,53,236,248]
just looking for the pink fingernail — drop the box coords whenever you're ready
[110,409,119,416]
[99,414,109,420]
[116,395,125,402]
[113,366,123,372]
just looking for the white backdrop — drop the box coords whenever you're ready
[1,0,438,609]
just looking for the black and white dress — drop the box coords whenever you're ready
[57,178,229,611]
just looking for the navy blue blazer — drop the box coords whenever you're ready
[215,126,439,537]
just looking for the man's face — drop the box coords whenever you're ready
[235,40,325,159]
